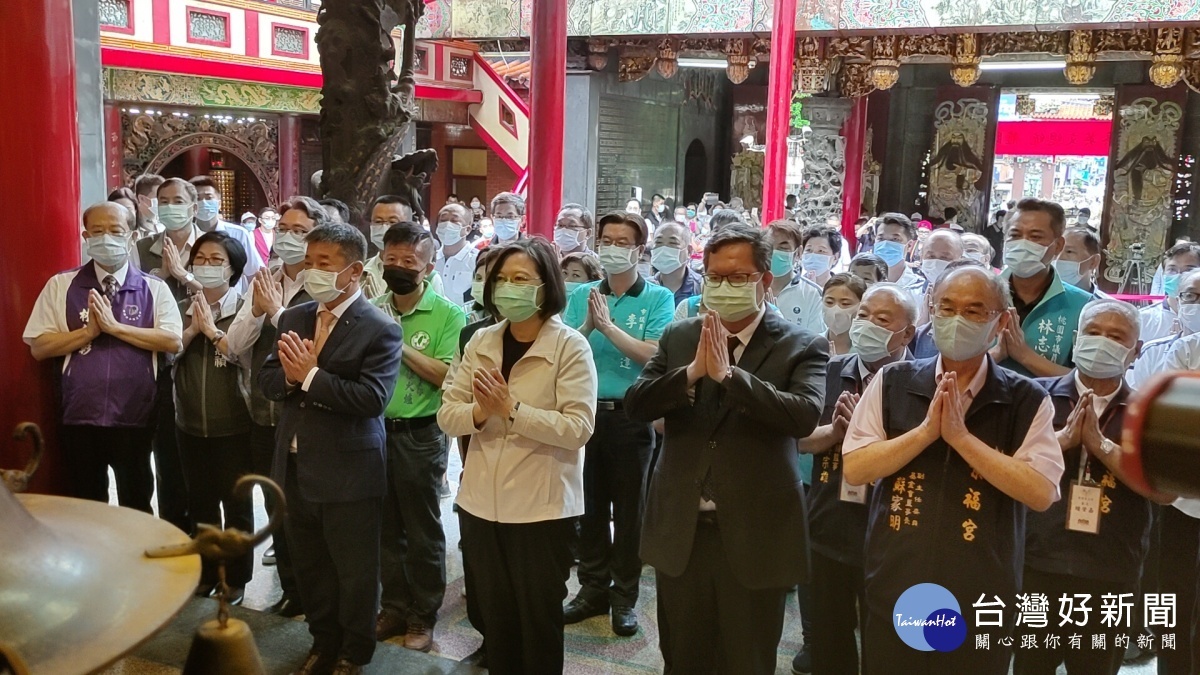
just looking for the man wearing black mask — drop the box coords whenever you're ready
[370,222,467,652]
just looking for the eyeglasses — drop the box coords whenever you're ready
[1181,291,1200,304]
[557,223,588,231]
[496,276,543,285]
[703,272,763,288]
[933,304,1000,324]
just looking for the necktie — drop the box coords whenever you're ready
[700,336,742,504]
[727,336,740,366]
[102,275,118,303]
[313,310,336,356]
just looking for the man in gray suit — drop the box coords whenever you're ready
[626,224,828,674]
[261,223,403,675]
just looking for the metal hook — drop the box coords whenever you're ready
[145,474,286,559]
[2,422,43,493]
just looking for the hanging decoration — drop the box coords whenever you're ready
[794,37,829,95]
[868,36,901,90]
[1150,27,1185,88]
[656,38,679,79]
[1064,30,1097,85]
[950,34,981,87]
[725,38,751,84]
[587,39,609,71]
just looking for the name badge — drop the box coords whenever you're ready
[1066,481,1102,534]
[840,476,867,504]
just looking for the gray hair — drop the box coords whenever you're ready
[490,191,526,216]
[305,222,367,264]
[280,196,331,228]
[863,282,919,325]
[1181,268,1200,292]
[83,201,135,232]
[962,233,993,258]
[936,265,1013,311]
[1079,299,1141,341]
[925,229,964,256]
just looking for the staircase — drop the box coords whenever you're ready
[469,54,530,195]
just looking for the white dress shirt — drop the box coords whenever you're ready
[224,266,308,358]
[23,261,183,374]
[1165,331,1200,372]
[1073,370,1118,416]
[301,289,362,391]
[435,242,479,306]
[842,356,1064,499]
[1139,301,1177,344]
[1127,332,1184,389]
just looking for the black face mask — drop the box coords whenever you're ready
[382,265,421,296]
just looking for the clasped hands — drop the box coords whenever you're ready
[919,371,974,450]
[686,312,733,386]
[472,367,514,422]
[1059,389,1107,456]
[278,331,318,386]
[85,289,118,338]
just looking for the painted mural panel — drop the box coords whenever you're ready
[669,0,755,34]
[797,0,839,30]
[1100,85,1187,293]
[590,0,669,35]
[925,86,1000,232]
[416,0,452,38]
[451,0,521,38]
[567,0,594,35]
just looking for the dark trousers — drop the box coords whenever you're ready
[460,509,574,675]
[177,428,254,587]
[1012,568,1131,675]
[1157,506,1200,675]
[152,374,190,532]
[61,424,154,513]
[250,421,298,599]
[285,456,381,665]
[380,422,449,626]
[577,407,653,608]
[656,517,788,675]
[811,550,865,675]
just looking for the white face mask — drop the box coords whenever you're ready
[822,304,857,335]
[554,227,583,251]
[598,244,638,275]
[1073,335,1132,380]
[437,222,465,247]
[273,231,308,265]
[260,216,278,230]
[651,245,685,275]
[193,264,230,289]
[965,250,990,265]
[303,265,352,304]
[1179,304,1200,335]
[1004,240,1051,278]
[87,233,130,268]
[850,317,901,362]
[932,314,1000,361]
[370,224,390,250]
[493,218,520,241]
[920,259,950,286]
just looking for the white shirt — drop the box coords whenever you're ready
[438,315,598,523]
[1126,333,1184,389]
[225,267,308,358]
[842,356,1064,500]
[1165,331,1200,372]
[435,242,479,306]
[23,261,184,372]
[1139,301,1177,343]
[776,276,825,335]
[896,266,929,305]
[205,220,263,294]
[300,288,362,391]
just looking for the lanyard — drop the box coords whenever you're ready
[1076,397,1119,484]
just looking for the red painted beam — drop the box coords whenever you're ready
[841,96,868,255]
[527,0,566,238]
[762,0,797,225]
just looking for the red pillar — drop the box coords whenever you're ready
[278,114,301,202]
[761,0,798,225]
[841,96,868,254]
[0,0,81,493]
[527,0,566,238]
[104,103,124,191]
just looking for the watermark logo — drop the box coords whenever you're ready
[894,583,967,652]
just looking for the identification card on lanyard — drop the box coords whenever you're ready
[1067,446,1102,534]
[840,475,867,504]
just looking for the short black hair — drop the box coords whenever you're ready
[849,252,888,282]
[1064,226,1101,256]
[709,209,744,232]
[1010,198,1066,237]
[108,186,135,203]
[561,251,603,281]
[875,212,916,241]
[381,221,436,263]
[483,238,567,320]
[1079,207,1091,216]
[559,203,594,231]
[305,222,367,264]
[823,272,867,301]
[943,207,958,220]
[280,196,330,228]
[703,222,771,273]
[158,177,197,202]
[318,198,351,223]
[189,175,219,193]
[133,173,164,197]
[596,212,648,246]
[188,231,248,287]
[801,224,844,258]
[371,194,413,219]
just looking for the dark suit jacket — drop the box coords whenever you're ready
[625,310,828,589]
[259,294,402,503]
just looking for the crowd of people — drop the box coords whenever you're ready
[20,177,1200,675]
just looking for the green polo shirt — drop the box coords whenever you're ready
[563,276,675,400]
[1000,267,1092,377]
[373,280,467,419]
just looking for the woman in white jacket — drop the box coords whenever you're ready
[438,238,597,674]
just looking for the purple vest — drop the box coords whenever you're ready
[62,264,158,427]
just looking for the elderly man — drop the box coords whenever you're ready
[625,223,828,674]
[431,202,478,306]
[843,265,1064,674]
[1140,241,1200,342]
[650,221,702,309]
[801,283,918,675]
[137,178,204,301]
[1017,299,1174,675]
[1053,227,1107,299]
[873,213,927,303]
[487,192,526,247]
[24,202,183,511]
[963,233,997,270]
[916,229,964,324]
[1129,268,1200,388]
[992,198,1092,378]
[554,203,595,257]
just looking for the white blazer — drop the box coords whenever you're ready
[438,315,597,523]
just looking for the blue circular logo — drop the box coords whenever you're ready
[893,583,967,652]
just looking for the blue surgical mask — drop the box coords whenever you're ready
[197,198,221,222]
[850,318,900,362]
[874,240,906,267]
[158,203,193,232]
[1164,273,1182,298]
[493,218,520,241]
[802,252,833,277]
[273,232,307,265]
[770,249,795,277]
[564,281,583,295]
[1053,259,1085,287]
[87,233,130,268]
[651,246,685,275]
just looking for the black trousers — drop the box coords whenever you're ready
[285,456,381,665]
[152,373,190,532]
[1012,568,1132,675]
[61,424,154,513]
[811,550,865,675]
[460,509,574,675]
[577,407,653,608]
[380,422,449,626]
[177,428,254,587]
[656,517,788,675]
[1156,506,1200,675]
[249,421,298,599]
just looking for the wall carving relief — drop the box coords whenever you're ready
[794,98,851,227]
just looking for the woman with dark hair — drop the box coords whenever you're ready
[561,251,603,294]
[820,272,868,357]
[439,238,598,675]
[174,231,253,602]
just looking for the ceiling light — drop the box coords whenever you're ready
[678,58,728,69]
[979,60,1066,71]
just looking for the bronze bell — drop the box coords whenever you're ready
[182,617,265,675]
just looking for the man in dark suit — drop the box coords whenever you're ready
[260,223,403,675]
[625,224,829,674]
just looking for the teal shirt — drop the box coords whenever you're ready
[563,277,675,400]
[1001,268,1092,377]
